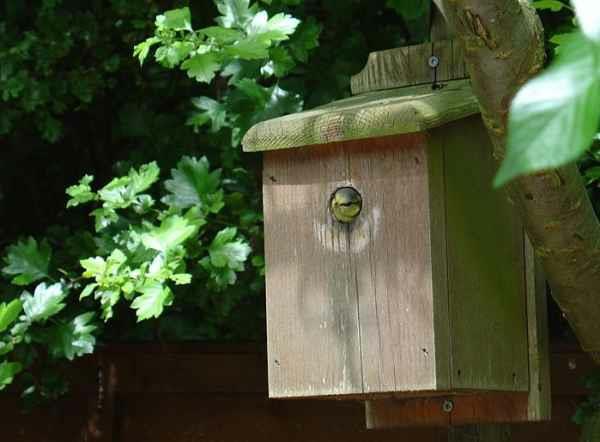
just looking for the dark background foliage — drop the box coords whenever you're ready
[0,0,425,344]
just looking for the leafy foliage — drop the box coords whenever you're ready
[532,0,572,12]
[0,0,426,402]
[21,282,68,323]
[495,31,600,186]
[0,299,22,333]
[0,361,22,391]
[2,238,51,286]
[573,371,600,425]
[0,158,256,395]
[134,3,299,80]
[496,3,600,186]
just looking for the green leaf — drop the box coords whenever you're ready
[0,361,22,391]
[43,312,97,360]
[199,227,251,289]
[0,342,14,357]
[262,47,295,77]
[190,97,229,132]
[495,32,600,186]
[532,0,569,12]
[247,11,300,43]
[199,26,243,43]
[2,237,51,286]
[288,18,320,62]
[97,162,160,210]
[81,249,126,281]
[233,78,270,104]
[91,208,119,232]
[155,7,193,31]
[80,256,107,278]
[170,273,192,285]
[216,0,254,29]
[208,227,251,270]
[200,257,238,288]
[154,41,195,68]
[133,36,161,65]
[80,283,98,300]
[550,32,579,55]
[181,53,220,83]
[162,156,225,213]
[573,0,600,42]
[141,215,199,252]
[66,175,96,208]
[221,59,263,84]
[128,162,161,195]
[96,290,120,321]
[21,282,68,323]
[225,38,270,59]
[131,282,173,321]
[0,299,22,333]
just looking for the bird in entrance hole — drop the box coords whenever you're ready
[329,187,362,224]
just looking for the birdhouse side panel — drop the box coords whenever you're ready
[432,116,530,392]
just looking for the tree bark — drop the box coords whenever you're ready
[436,0,600,364]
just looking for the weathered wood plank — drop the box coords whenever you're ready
[428,133,452,390]
[436,117,530,392]
[347,135,442,393]
[525,236,552,420]
[434,40,467,85]
[263,144,363,398]
[350,40,468,95]
[242,80,478,152]
[366,393,531,429]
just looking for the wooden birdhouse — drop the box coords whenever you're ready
[242,39,550,427]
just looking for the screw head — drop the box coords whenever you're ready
[428,55,440,68]
[442,399,454,413]
[330,187,362,224]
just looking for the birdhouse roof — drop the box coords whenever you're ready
[242,79,479,153]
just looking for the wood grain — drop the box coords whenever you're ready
[364,118,548,428]
[263,143,363,398]
[242,80,478,152]
[350,40,468,95]
[434,117,530,392]
[524,236,552,420]
[347,135,445,393]
[263,134,446,398]
[366,393,530,428]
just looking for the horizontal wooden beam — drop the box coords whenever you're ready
[3,342,583,396]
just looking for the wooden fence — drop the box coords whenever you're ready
[1,342,594,441]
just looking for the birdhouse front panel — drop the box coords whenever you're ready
[262,133,448,398]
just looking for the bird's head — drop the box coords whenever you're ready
[330,187,362,223]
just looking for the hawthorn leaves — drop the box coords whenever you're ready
[497,2,600,186]
[135,2,314,147]
[0,156,253,391]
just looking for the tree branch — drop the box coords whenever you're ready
[437,0,600,362]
